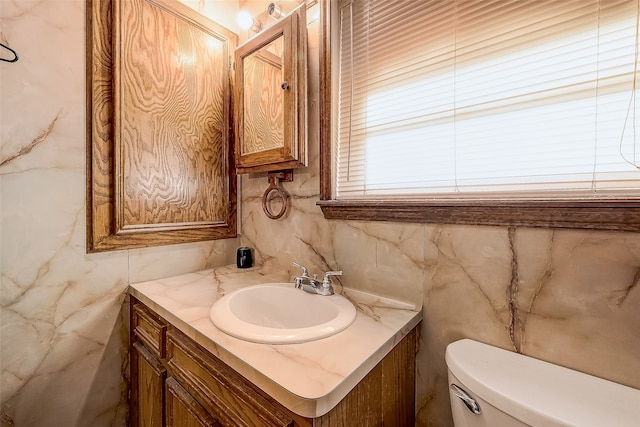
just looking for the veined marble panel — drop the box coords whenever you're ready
[1,1,128,425]
[331,221,425,308]
[416,226,640,427]
[0,1,239,426]
[128,239,238,284]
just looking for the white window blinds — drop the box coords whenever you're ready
[336,0,640,199]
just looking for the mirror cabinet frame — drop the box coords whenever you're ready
[234,5,307,174]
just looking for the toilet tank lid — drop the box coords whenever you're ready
[445,339,640,427]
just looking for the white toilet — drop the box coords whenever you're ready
[445,339,640,426]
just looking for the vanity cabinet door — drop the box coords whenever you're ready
[132,342,167,427]
[166,377,218,427]
[166,328,296,427]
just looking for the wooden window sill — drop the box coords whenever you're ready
[316,199,640,232]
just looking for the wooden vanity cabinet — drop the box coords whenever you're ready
[131,303,168,427]
[130,297,417,427]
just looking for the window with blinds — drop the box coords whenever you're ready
[335,0,640,200]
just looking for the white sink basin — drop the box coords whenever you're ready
[209,283,357,344]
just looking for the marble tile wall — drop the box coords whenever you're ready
[0,1,237,425]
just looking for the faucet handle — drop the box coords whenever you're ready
[292,262,309,277]
[322,270,343,287]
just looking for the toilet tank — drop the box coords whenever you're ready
[445,339,640,427]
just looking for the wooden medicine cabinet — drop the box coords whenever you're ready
[86,0,237,252]
[234,4,307,174]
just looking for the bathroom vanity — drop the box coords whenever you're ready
[128,265,422,426]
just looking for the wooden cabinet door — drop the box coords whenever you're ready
[132,342,167,427]
[166,328,295,427]
[234,4,307,174]
[87,0,238,252]
[166,377,218,427]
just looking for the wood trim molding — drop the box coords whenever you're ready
[316,0,640,232]
[317,199,640,232]
[319,0,332,200]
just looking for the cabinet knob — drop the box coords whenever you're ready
[281,81,289,90]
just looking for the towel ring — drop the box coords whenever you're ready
[262,173,290,220]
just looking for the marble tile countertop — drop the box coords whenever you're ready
[128,264,422,418]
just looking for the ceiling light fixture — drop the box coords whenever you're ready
[237,10,261,32]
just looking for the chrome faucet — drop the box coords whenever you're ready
[292,262,342,296]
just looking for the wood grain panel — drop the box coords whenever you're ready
[381,328,417,426]
[86,0,238,252]
[117,0,228,229]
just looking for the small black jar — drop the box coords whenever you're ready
[236,247,253,269]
